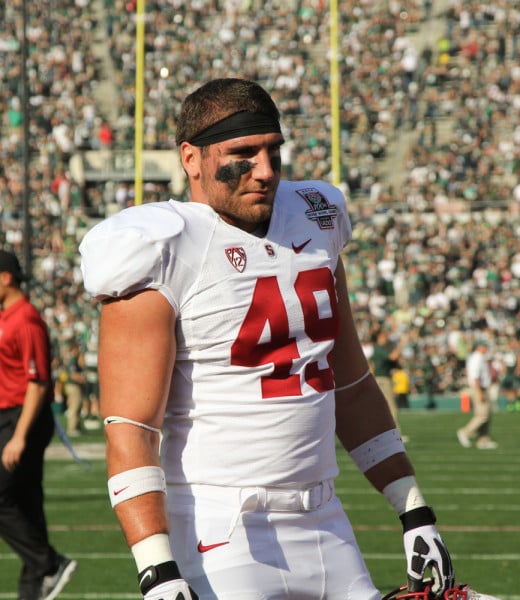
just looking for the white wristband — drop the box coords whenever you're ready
[348,428,405,473]
[132,533,173,572]
[383,475,426,515]
[108,466,166,508]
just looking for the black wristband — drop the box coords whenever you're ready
[399,506,437,532]
[138,560,182,595]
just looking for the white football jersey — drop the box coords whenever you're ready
[80,180,352,488]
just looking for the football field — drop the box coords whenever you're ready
[0,410,518,599]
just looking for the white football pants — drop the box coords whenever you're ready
[167,482,382,599]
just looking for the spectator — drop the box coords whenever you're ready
[97,120,114,149]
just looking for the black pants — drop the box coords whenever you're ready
[0,404,59,600]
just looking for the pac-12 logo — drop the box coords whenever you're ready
[225,247,247,272]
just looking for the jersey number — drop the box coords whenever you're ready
[230,268,338,398]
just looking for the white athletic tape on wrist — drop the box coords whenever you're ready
[335,368,371,392]
[104,415,161,434]
[383,475,427,515]
[108,466,166,508]
[348,428,405,473]
[132,533,173,573]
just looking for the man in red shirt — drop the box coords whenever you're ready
[0,250,76,600]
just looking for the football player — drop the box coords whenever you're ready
[80,78,454,599]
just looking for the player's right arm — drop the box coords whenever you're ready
[99,291,194,599]
[99,289,175,546]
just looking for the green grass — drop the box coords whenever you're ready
[0,410,518,599]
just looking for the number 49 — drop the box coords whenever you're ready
[230,268,339,398]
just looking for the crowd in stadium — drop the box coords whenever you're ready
[1,0,519,428]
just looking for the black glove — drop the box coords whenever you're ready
[400,507,454,598]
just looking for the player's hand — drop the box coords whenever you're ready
[142,578,194,600]
[400,507,454,598]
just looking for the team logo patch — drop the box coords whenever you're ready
[225,247,247,272]
[297,187,338,229]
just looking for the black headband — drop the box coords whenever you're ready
[186,111,282,146]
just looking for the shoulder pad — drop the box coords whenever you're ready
[79,202,184,300]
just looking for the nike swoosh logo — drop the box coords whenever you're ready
[114,486,130,495]
[292,239,311,253]
[197,540,230,553]
[139,567,154,588]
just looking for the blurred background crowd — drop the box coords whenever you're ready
[1,0,519,432]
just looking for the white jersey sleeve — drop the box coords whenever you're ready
[79,202,185,304]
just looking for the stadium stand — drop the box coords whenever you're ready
[0,0,518,418]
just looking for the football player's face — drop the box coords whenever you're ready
[196,132,283,232]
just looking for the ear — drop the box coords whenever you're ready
[179,142,202,179]
[0,271,12,286]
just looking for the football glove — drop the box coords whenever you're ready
[400,507,454,598]
[138,561,196,600]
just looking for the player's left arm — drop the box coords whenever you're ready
[332,261,412,483]
[332,261,454,595]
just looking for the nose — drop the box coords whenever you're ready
[253,149,279,182]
